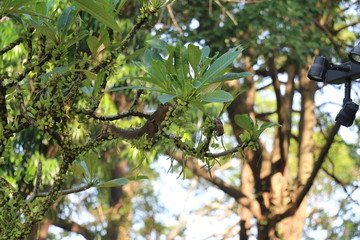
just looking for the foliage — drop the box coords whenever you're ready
[0,0,280,239]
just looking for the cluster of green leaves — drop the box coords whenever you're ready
[114,39,252,106]
[71,151,148,188]
[235,114,281,150]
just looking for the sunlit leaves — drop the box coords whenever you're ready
[114,40,251,105]
[73,0,121,32]
[235,114,281,147]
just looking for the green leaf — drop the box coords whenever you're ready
[96,178,129,188]
[188,44,202,72]
[73,0,121,32]
[72,160,91,180]
[81,86,93,97]
[174,41,189,85]
[64,32,88,49]
[253,122,281,139]
[87,35,99,56]
[200,46,210,63]
[58,6,76,36]
[143,49,162,70]
[211,72,253,83]
[165,45,176,74]
[124,47,146,61]
[158,94,176,103]
[126,175,148,181]
[198,90,234,103]
[53,66,69,74]
[29,21,57,42]
[110,86,159,92]
[39,66,69,82]
[192,80,202,89]
[146,38,168,54]
[115,0,127,14]
[151,60,167,83]
[234,114,254,131]
[74,69,97,80]
[200,50,242,84]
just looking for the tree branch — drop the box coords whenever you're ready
[322,167,360,206]
[279,122,341,220]
[36,183,93,197]
[82,109,150,121]
[51,216,95,240]
[169,151,265,220]
[28,161,42,202]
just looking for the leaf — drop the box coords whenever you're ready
[81,86,93,97]
[115,0,127,14]
[200,45,210,63]
[58,6,76,36]
[39,66,69,82]
[234,114,254,131]
[253,122,281,139]
[211,72,253,83]
[174,41,189,85]
[165,45,176,74]
[96,175,148,188]
[124,47,146,61]
[74,69,97,80]
[200,49,242,84]
[143,49,162,70]
[53,66,69,74]
[96,178,129,188]
[72,160,91,180]
[126,175,148,181]
[110,86,159,92]
[158,94,176,103]
[198,90,234,103]
[87,35,100,56]
[64,32,88,49]
[73,0,121,32]
[188,44,202,72]
[151,60,167,84]
[146,38,168,54]
[192,80,202,89]
[29,21,57,42]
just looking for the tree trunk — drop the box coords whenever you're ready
[105,160,133,240]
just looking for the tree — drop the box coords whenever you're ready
[0,0,279,239]
[161,0,360,239]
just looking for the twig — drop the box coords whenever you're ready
[163,131,247,158]
[166,5,183,35]
[214,0,238,25]
[28,161,43,203]
[36,183,93,197]
[0,37,24,56]
[129,90,144,111]
[322,167,360,206]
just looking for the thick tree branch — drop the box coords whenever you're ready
[51,216,95,240]
[83,110,150,121]
[279,122,341,220]
[335,20,360,33]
